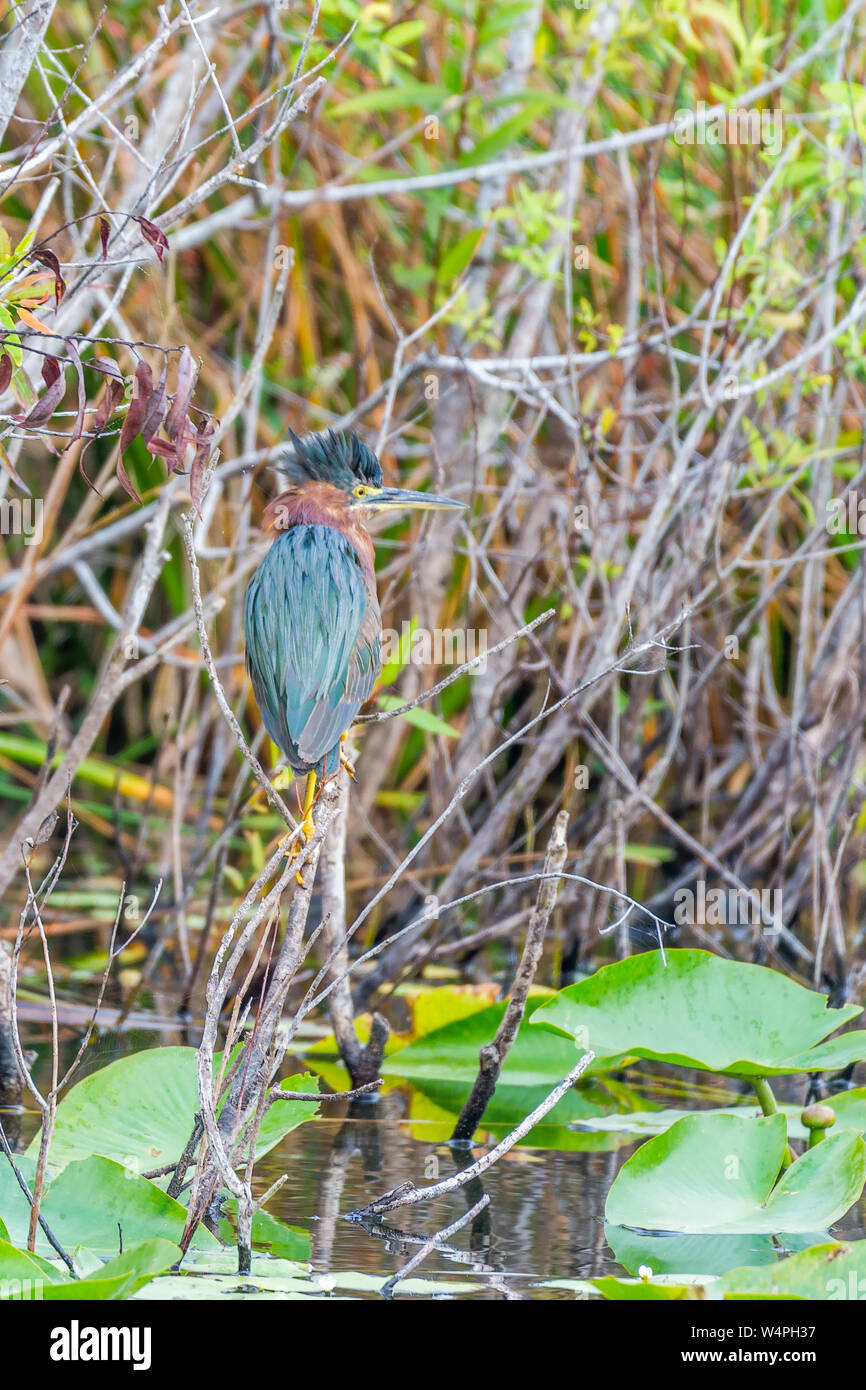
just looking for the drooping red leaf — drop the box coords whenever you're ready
[116,452,142,505]
[165,347,197,439]
[65,339,87,446]
[41,355,61,388]
[88,356,123,380]
[119,359,153,454]
[134,216,169,266]
[99,216,110,260]
[0,354,13,395]
[189,417,217,517]
[145,437,178,460]
[140,359,167,449]
[23,362,66,426]
[79,375,124,492]
[32,248,66,305]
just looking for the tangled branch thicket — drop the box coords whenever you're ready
[2,0,866,1252]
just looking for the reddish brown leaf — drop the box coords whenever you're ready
[0,354,13,395]
[99,216,110,260]
[145,437,178,460]
[32,248,66,305]
[23,364,66,426]
[116,452,142,505]
[79,375,124,492]
[91,377,124,437]
[119,359,153,454]
[42,356,61,388]
[134,217,169,266]
[66,340,87,446]
[165,347,197,439]
[140,360,167,449]
[89,355,124,382]
[190,417,216,517]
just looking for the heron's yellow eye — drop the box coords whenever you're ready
[354,485,367,498]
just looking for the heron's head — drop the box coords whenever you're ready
[275,429,465,520]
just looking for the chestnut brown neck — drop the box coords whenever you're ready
[263,483,375,583]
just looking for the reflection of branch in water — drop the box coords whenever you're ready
[381,1193,490,1298]
[349,1053,595,1219]
[350,1212,499,1275]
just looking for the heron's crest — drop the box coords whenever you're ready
[280,429,382,492]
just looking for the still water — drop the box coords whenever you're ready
[7,998,866,1299]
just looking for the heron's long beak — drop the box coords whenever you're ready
[365,486,465,512]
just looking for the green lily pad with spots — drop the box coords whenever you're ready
[532,949,866,1077]
[721,1240,866,1299]
[605,1112,866,1234]
[26,1047,319,1178]
[0,1155,217,1255]
[381,996,601,1087]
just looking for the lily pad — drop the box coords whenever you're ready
[0,1238,180,1301]
[533,949,866,1077]
[591,1274,720,1300]
[578,1088,866,1141]
[721,1240,866,1299]
[27,1047,319,1177]
[606,1226,780,1277]
[605,1113,866,1233]
[219,1203,310,1261]
[0,1155,217,1254]
[382,997,595,1087]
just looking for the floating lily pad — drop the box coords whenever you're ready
[721,1239,866,1299]
[606,1226,780,1277]
[590,1275,720,1301]
[0,1155,217,1254]
[533,949,866,1076]
[0,1237,180,1301]
[590,1239,866,1301]
[382,997,596,1088]
[27,1047,319,1177]
[219,1203,310,1261]
[606,1113,866,1233]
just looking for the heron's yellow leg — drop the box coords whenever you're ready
[300,771,317,842]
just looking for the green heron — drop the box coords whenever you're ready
[244,429,464,842]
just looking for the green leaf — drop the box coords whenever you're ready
[532,949,866,1076]
[436,229,484,285]
[0,1154,216,1255]
[721,1240,866,1300]
[331,82,450,117]
[29,1047,319,1177]
[574,1089,866,1141]
[219,1204,311,1262]
[606,1226,780,1278]
[376,695,460,737]
[381,995,606,1137]
[383,20,426,46]
[0,1238,69,1292]
[0,1237,181,1301]
[605,1114,866,1234]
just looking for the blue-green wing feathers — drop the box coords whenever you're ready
[244,526,381,773]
